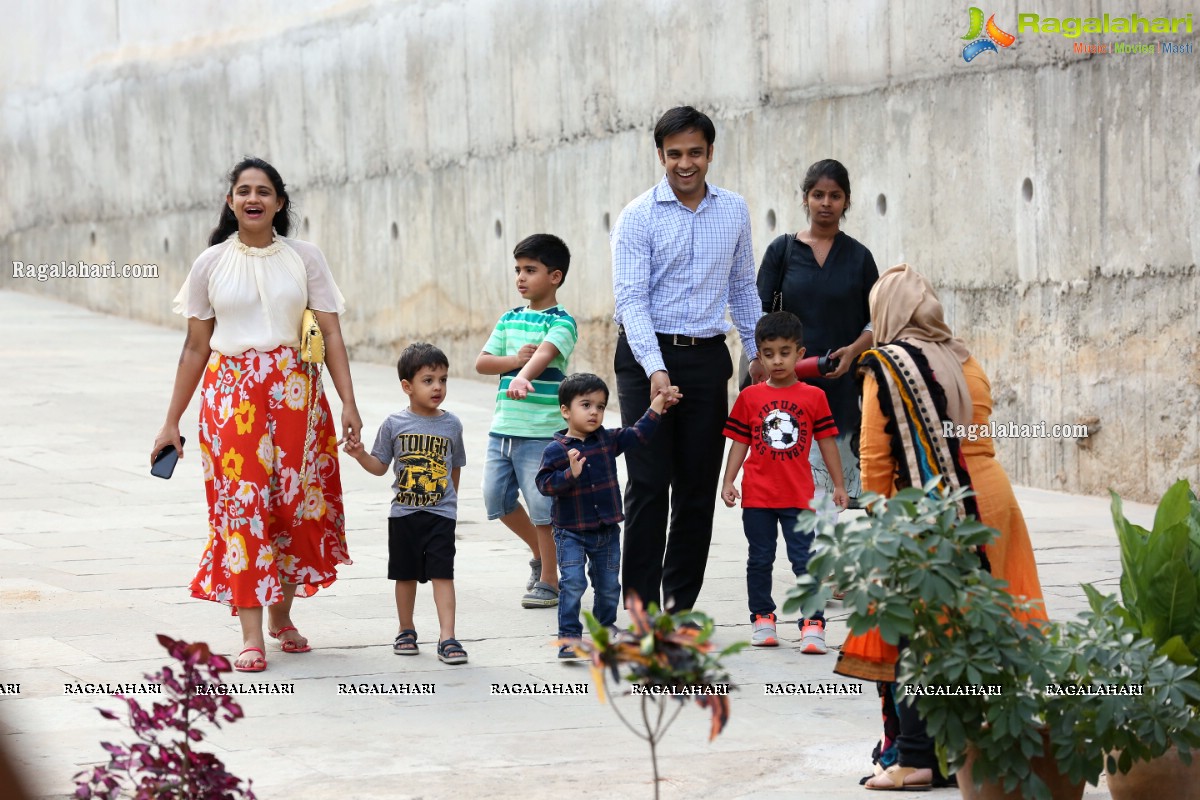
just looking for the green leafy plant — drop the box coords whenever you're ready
[784,483,1069,797]
[565,594,745,799]
[1050,591,1200,778]
[1105,479,1200,669]
[784,482,1200,799]
[73,635,255,800]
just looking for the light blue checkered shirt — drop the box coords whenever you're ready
[611,177,761,377]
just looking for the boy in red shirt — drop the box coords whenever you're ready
[722,312,848,653]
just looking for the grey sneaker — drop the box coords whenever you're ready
[799,618,828,655]
[521,580,559,608]
[527,559,542,592]
[751,613,779,647]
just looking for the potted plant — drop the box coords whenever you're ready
[785,481,1200,800]
[784,483,1085,799]
[1048,589,1200,797]
[1090,479,1200,797]
[565,594,745,800]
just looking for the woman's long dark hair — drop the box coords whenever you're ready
[207,157,293,246]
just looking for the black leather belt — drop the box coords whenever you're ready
[618,325,725,347]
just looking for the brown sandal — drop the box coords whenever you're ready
[864,765,932,791]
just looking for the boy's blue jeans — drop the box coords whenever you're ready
[554,524,621,639]
[743,507,824,623]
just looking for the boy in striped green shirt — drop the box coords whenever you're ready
[475,234,578,608]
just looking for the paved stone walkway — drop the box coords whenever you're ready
[0,290,1136,799]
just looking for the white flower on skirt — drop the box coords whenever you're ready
[283,372,309,411]
[277,552,299,574]
[255,544,275,570]
[301,485,326,520]
[234,481,258,505]
[256,575,282,606]
[249,351,273,384]
[200,445,215,482]
[218,394,235,424]
[279,467,301,504]
[256,433,274,472]
[293,566,323,585]
[224,533,250,575]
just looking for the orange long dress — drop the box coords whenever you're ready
[835,355,1046,681]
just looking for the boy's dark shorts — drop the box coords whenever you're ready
[387,511,456,582]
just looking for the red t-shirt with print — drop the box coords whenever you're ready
[723,381,839,509]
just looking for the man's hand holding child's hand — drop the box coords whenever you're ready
[651,385,683,413]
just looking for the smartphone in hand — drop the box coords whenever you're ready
[151,436,186,479]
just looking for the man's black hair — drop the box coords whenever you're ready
[653,106,716,150]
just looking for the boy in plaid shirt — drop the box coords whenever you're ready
[535,373,679,658]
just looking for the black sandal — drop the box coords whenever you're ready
[437,638,468,665]
[393,629,419,656]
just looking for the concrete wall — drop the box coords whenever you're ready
[2,0,1198,501]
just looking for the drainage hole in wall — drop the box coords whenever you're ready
[1022,178,1033,202]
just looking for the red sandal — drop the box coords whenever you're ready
[269,625,312,653]
[233,647,267,673]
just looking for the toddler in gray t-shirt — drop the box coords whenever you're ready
[344,342,469,665]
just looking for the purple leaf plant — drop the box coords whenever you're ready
[73,634,256,799]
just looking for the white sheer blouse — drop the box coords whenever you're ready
[172,234,346,357]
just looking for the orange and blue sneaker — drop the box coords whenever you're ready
[799,618,827,654]
[751,613,779,647]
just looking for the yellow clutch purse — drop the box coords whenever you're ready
[300,309,325,363]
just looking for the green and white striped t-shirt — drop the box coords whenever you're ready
[482,304,578,438]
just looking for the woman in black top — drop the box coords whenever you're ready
[756,159,878,504]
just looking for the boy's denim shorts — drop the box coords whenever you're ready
[481,434,553,526]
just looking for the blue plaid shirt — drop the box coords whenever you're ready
[611,177,761,377]
[535,409,661,531]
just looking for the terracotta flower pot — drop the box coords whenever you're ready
[959,731,1085,800]
[1106,746,1200,800]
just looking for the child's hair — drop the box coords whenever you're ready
[755,311,804,347]
[513,234,571,285]
[397,342,449,382]
[558,372,609,407]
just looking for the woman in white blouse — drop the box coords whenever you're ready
[152,158,361,672]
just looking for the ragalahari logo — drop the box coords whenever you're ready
[961,7,1016,61]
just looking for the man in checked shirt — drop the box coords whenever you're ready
[535,373,680,658]
[611,106,764,613]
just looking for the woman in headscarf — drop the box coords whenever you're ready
[841,264,1045,790]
